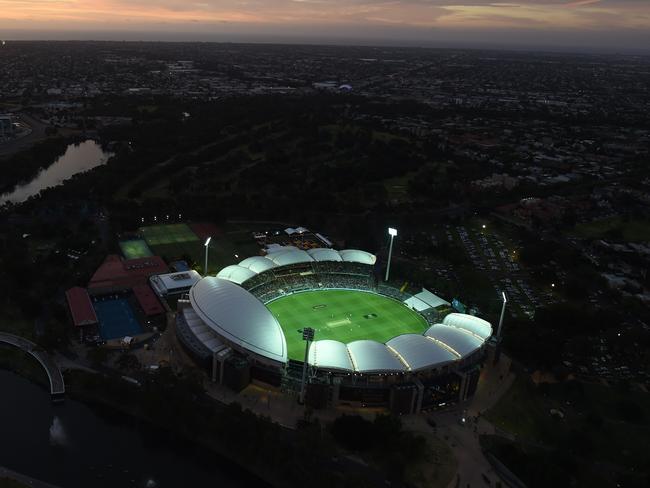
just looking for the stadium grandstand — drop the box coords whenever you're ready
[176,245,493,413]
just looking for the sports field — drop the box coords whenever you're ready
[119,239,153,259]
[141,223,199,246]
[266,290,428,361]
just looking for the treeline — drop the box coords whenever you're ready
[67,369,429,488]
[0,137,72,194]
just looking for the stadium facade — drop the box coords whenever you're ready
[176,246,492,413]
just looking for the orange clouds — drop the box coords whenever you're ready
[0,0,648,34]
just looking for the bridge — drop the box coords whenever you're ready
[0,332,65,400]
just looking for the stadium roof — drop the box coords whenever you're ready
[238,256,277,273]
[215,247,377,285]
[347,340,406,373]
[216,264,257,285]
[443,313,493,340]
[387,334,458,371]
[414,289,450,308]
[425,324,484,357]
[308,340,354,371]
[65,287,97,327]
[189,277,287,364]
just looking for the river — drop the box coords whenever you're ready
[0,140,112,204]
[0,370,254,488]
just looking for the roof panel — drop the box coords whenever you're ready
[307,248,343,262]
[189,277,287,363]
[238,256,277,273]
[339,249,377,265]
[216,265,257,284]
[308,340,353,371]
[269,249,314,266]
[347,340,406,373]
[386,334,458,371]
[425,324,483,357]
[443,313,492,340]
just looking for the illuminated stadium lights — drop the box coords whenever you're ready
[204,237,212,276]
[178,246,495,411]
[385,227,397,282]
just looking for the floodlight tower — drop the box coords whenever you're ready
[492,292,507,364]
[204,236,212,276]
[496,291,507,339]
[385,227,397,282]
[299,327,315,404]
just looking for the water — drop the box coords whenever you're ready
[0,139,112,204]
[0,369,255,488]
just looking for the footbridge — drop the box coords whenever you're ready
[0,332,65,400]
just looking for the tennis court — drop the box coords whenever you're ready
[94,298,143,340]
[266,289,428,361]
[119,239,153,259]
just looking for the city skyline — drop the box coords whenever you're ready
[1,0,650,52]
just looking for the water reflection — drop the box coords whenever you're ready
[0,139,112,204]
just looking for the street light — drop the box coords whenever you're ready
[496,291,507,339]
[204,236,212,276]
[385,227,397,282]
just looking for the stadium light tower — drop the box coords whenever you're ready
[204,237,212,276]
[385,227,398,282]
[496,291,507,339]
[299,327,315,404]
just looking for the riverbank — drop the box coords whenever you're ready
[63,369,283,487]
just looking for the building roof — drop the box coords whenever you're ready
[216,265,257,285]
[414,288,451,308]
[89,254,169,290]
[189,277,287,364]
[65,287,98,327]
[214,247,378,286]
[338,249,377,265]
[238,256,277,273]
[132,284,165,316]
[425,324,483,357]
[347,340,406,373]
[150,270,201,294]
[308,340,354,371]
[386,334,458,372]
[443,313,493,340]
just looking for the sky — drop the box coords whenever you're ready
[1,1,649,52]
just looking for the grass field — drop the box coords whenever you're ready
[266,290,428,361]
[141,223,199,246]
[140,223,260,274]
[119,239,153,259]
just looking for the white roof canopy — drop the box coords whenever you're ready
[387,334,458,371]
[189,277,287,364]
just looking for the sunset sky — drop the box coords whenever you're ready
[1,1,649,51]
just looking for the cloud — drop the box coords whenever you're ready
[0,0,648,48]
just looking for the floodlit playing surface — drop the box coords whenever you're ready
[140,223,199,246]
[119,239,153,259]
[266,290,428,361]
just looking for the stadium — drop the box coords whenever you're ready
[176,245,493,413]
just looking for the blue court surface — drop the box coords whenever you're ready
[93,298,143,340]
